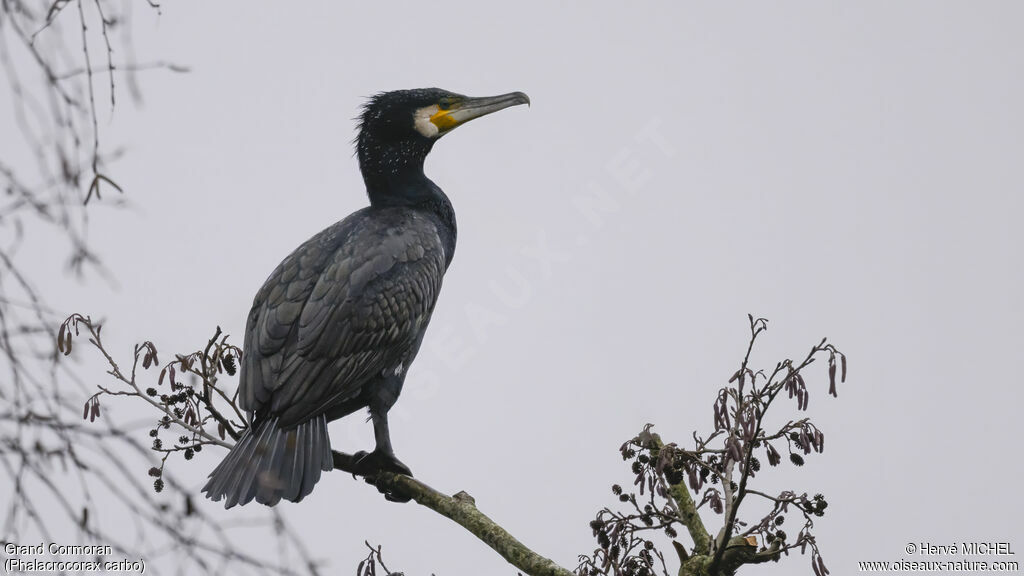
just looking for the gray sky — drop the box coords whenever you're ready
[7,2,1024,574]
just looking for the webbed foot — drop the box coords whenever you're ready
[351,449,413,502]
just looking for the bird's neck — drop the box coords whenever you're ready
[419,189,457,269]
[360,151,457,267]
[358,136,434,202]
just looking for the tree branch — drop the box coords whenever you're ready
[57,313,841,576]
[649,434,710,556]
[331,451,575,576]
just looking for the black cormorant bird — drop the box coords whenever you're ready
[202,88,529,508]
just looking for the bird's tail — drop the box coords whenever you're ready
[202,415,333,508]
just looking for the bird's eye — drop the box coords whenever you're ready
[438,97,454,110]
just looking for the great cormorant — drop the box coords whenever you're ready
[202,88,529,508]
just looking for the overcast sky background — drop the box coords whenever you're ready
[4,2,1024,574]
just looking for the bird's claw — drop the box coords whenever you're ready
[351,449,413,476]
[351,449,413,503]
[378,479,413,503]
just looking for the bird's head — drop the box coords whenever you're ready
[355,88,529,195]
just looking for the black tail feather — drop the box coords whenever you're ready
[202,415,333,508]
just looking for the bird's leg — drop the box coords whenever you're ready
[372,409,413,475]
[352,409,412,477]
[352,409,414,502]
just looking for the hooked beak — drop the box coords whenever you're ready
[430,91,530,134]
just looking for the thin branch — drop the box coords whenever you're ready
[56,59,189,79]
[361,464,575,576]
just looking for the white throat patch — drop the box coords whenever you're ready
[413,105,440,138]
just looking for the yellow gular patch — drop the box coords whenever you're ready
[430,109,459,132]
